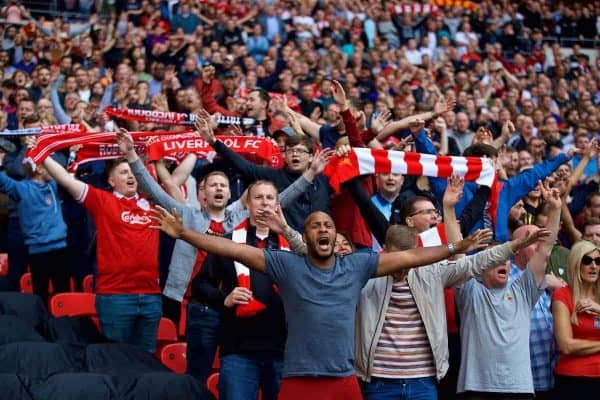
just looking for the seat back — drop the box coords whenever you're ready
[206,373,219,399]
[157,317,178,342]
[159,342,187,374]
[50,293,97,317]
[82,275,94,293]
[0,253,8,277]
[20,273,76,294]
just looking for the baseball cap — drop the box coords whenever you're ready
[273,126,296,138]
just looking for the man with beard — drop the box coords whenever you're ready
[150,206,490,400]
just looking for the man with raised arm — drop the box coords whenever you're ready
[150,206,491,400]
[41,151,162,354]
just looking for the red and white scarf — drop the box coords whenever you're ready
[323,147,495,193]
[417,224,447,248]
[0,124,87,136]
[231,219,289,318]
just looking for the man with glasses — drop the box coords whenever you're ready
[196,126,331,232]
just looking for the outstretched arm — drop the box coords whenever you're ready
[42,155,86,199]
[530,184,561,286]
[151,206,266,272]
[376,229,492,277]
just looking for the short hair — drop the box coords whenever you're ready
[285,135,314,153]
[583,216,600,230]
[203,170,229,185]
[104,157,129,178]
[585,192,600,208]
[397,195,434,226]
[463,143,498,158]
[385,225,418,251]
[250,87,271,104]
[22,115,40,125]
[247,179,279,198]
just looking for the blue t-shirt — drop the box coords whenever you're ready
[264,250,379,377]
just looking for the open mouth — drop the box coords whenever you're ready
[214,193,224,200]
[429,223,438,229]
[497,267,508,278]
[126,179,136,188]
[317,236,330,251]
[290,159,301,166]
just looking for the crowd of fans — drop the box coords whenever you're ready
[0,0,599,399]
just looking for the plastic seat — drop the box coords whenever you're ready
[178,299,188,338]
[159,342,187,374]
[82,274,94,293]
[206,372,262,399]
[20,273,76,294]
[157,317,178,342]
[0,253,8,277]
[206,373,219,399]
[50,292,97,317]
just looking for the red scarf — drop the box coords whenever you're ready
[231,219,289,318]
[146,134,284,167]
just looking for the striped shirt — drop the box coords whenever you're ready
[371,280,436,379]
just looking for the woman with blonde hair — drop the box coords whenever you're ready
[552,240,600,396]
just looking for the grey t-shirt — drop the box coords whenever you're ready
[455,267,543,394]
[265,250,379,377]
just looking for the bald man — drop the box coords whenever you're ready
[152,209,489,400]
[508,225,567,399]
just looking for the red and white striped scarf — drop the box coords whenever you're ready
[104,106,196,126]
[231,219,289,318]
[323,147,495,193]
[417,224,447,248]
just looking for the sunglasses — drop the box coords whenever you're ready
[581,255,600,266]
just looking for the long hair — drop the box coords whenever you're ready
[566,240,600,325]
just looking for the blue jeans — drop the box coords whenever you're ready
[186,303,220,383]
[95,294,162,353]
[219,354,283,400]
[363,376,438,400]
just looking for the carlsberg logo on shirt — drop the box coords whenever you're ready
[121,211,152,225]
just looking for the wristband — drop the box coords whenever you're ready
[447,242,456,256]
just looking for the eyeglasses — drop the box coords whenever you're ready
[410,208,440,217]
[581,255,600,266]
[285,148,310,155]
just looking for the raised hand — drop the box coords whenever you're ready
[371,109,391,135]
[540,181,562,209]
[115,127,135,154]
[202,64,215,84]
[433,117,447,132]
[309,148,334,175]
[443,175,464,208]
[194,118,216,144]
[501,120,515,139]
[434,96,455,116]
[331,80,347,106]
[454,229,494,254]
[334,143,352,158]
[513,228,552,251]
[149,206,184,239]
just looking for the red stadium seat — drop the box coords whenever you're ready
[0,253,8,277]
[50,293,97,317]
[178,299,188,338]
[206,373,219,399]
[157,317,178,342]
[212,347,220,370]
[20,273,76,294]
[82,274,94,293]
[206,372,262,399]
[159,342,187,374]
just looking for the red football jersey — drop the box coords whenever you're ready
[78,185,160,295]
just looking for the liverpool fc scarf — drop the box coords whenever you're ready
[146,134,284,167]
[231,219,290,318]
[323,147,495,193]
[0,124,87,136]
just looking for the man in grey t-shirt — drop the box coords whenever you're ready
[454,185,562,399]
[152,209,490,400]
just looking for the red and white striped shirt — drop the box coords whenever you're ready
[372,280,436,379]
